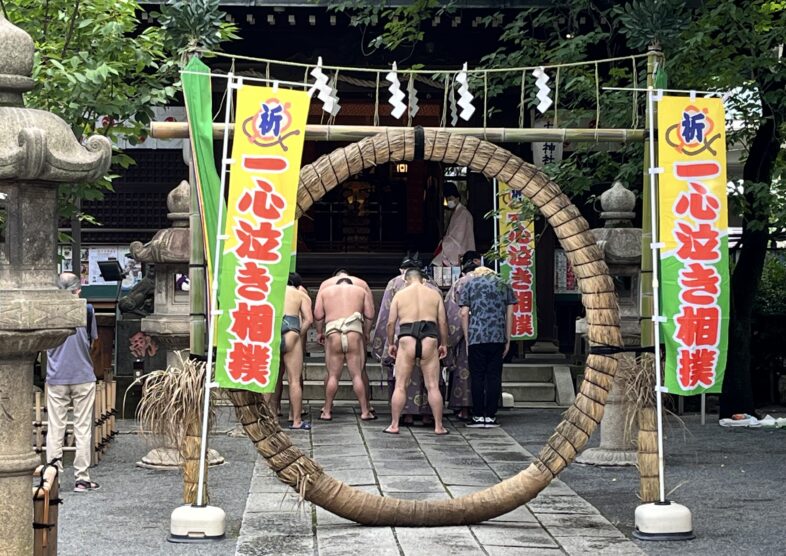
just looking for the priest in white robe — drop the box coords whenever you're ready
[431,182,475,267]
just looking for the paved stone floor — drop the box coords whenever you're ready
[236,408,644,556]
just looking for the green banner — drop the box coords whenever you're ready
[214,84,309,392]
[182,58,223,292]
[498,184,537,340]
[657,96,729,395]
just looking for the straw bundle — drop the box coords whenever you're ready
[229,128,623,525]
[137,354,213,505]
[626,353,659,502]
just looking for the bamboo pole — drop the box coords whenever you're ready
[637,44,664,504]
[186,142,207,358]
[150,122,645,144]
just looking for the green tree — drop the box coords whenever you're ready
[617,0,785,416]
[338,0,785,416]
[4,0,236,227]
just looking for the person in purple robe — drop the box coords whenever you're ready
[371,254,442,426]
[444,251,482,420]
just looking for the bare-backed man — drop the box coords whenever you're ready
[267,276,313,429]
[315,278,375,420]
[385,268,449,435]
[319,269,376,406]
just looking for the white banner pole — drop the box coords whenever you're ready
[195,73,235,508]
[646,88,667,504]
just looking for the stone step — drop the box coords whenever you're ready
[300,362,553,383]
[502,382,556,402]
[280,380,557,404]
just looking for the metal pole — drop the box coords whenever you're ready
[195,72,234,508]
[646,87,667,504]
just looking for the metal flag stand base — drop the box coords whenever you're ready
[633,501,694,541]
[168,504,226,543]
[633,86,698,542]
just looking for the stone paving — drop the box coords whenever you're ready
[235,409,644,555]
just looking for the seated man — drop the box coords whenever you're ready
[385,268,449,435]
[267,274,313,429]
[315,278,375,421]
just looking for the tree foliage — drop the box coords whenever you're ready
[5,0,236,225]
[328,0,452,60]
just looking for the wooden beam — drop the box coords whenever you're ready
[149,122,645,143]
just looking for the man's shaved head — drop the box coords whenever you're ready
[333,268,349,277]
[404,268,423,283]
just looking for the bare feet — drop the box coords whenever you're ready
[319,411,332,421]
[434,427,449,436]
[383,425,399,435]
[360,412,377,421]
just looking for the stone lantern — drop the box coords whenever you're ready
[0,14,111,555]
[576,180,642,466]
[130,180,223,469]
[130,180,191,367]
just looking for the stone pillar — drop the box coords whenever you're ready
[0,14,111,554]
[577,181,642,466]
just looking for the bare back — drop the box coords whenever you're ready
[393,282,442,324]
[284,286,306,317]
[319,275,371,294]
[317,283,372,323]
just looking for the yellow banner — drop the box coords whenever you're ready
[657,96,729,394]
[498,182,537,340]
[215,85,309,392]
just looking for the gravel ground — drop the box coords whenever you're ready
[501,407,786,556]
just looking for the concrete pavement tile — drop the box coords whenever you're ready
[313,444,369,458]
[427,455,489,468]
[317,524,399,556]
[236,512,313,556]
[366,448,425,460]
[459,428,511,439]
[527,494,602,515]
[535,513,626,537]
[487,462,531,479]
[326,467,377,486]
[373,459,436,476]
[379,474,447,493]
[540,479,576,497]
[312,433,364,447]
[365,436,420,446]
[484,547,564,556]
[395,526,484,555]
[556,536,644,555]
[470,523,559,548]
[244,491,309,513]
[248,476,293,494]
[317,454,373,471]
[479,450,534,463]
[435,466,500,486]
